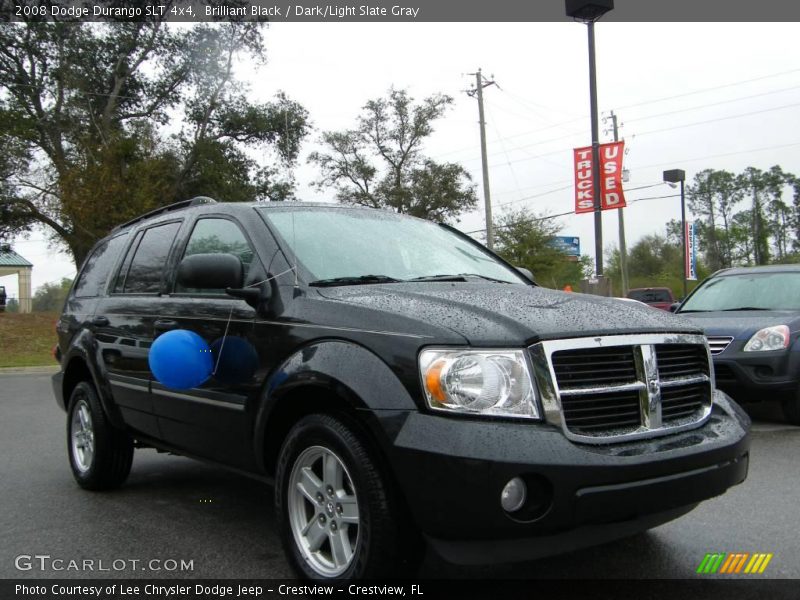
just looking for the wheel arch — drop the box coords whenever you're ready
[254,339,418,477]
[62,348,126,430]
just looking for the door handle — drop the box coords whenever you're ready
[154,319,179,331]
[91,316,109,327]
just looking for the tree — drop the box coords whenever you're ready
[32,277,73,312]
[686,169,741,270]
[493,208,591,289]
[309,88,477,222]
[0,21,309,266]
[605,224,709,298]
[737,167,771,265]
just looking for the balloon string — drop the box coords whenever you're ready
[213,266,297,375]
[245,266,296,289]
[213,305,234,376]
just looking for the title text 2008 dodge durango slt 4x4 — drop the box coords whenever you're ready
[53,198,750,579]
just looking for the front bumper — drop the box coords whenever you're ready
[713,346,800,400]
[388,390,749,564]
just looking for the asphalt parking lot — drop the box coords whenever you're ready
[1,371,798,580]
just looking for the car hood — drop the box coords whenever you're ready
[678,310,800,339]
[316,283,699,345]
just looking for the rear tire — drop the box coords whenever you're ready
[67,381,133,490]
[275,413,421,579]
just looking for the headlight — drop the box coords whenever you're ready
[419,348,540,419]
[743,325,790,352]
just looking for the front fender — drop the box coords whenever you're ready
[61,330,127,430]
[253,340,418,471]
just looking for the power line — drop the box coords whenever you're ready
[633,102,800,138]
[616,67,800,111]
[623,84,800,124]
[441,68,800,161]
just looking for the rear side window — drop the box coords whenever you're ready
[175,218,255,294]
[73,233,129,298]
[114,221,181,294]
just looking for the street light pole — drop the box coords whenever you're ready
[664,169,688,298]
[680,178,687,298]
[566,0,613,279]
[587,21,603,276]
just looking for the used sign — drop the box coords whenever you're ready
[573,141,627,214]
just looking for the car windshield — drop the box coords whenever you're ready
[627,289,671,303]
[259,207,525,284]
[679,271,800,312]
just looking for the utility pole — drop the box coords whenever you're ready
[468,69,496,249]
[610,111,628,296]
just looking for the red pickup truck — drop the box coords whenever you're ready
[626,287,675,311]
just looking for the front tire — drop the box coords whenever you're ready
[275,413,419,579]
[67,381,133,490]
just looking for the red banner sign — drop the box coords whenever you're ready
[573,141,627,214]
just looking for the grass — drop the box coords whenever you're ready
[0,311,59,368]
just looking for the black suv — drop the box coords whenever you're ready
[53,197,750,579]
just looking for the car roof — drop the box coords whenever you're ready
[112,198,385,233]
[713,264,800,277]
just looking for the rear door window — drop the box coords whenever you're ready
[114,221,181,294]
[73,233,129,298]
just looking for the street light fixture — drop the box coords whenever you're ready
[663,168,688,298]
[566,0,613,281]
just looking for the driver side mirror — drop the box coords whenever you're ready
[177,253,244,289]
[669,302,681,313]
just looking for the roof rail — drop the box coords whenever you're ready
[112,197,217,232]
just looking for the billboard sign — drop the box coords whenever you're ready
[550,236,581,257]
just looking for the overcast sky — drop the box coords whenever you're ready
[4,21,800,300]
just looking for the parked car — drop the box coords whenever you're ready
[53,198,750,579]
[676,264,800,424]
[0,285,5,312]
[626,287,676,311]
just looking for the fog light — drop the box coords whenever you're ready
[501,477,527,513]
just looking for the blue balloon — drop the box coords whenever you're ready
[210,336,259,385]
[149,329,213,390]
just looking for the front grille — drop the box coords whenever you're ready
[534,334,713,442]
[707,336,734,355]
[551,346,636,387]
[655,344,709,378]
[661,382,709,422]
[559,390,641,434]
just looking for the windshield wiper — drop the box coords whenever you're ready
[720,306,771,311]
[308,275,403,287]
[408,273,511,283]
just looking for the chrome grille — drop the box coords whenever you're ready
[530,334,713,443]
[707,336,734,355]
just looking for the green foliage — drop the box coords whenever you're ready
[309,88,477,222]
[605,227,709,300]
[5,297,19,313]
[32,277,73,312]
[493,209,592,289]
[686,166,796,269]
[0,22,309,266]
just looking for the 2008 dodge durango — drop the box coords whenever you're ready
[53,197,750,579]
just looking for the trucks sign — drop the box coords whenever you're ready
[573,141,627,214]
